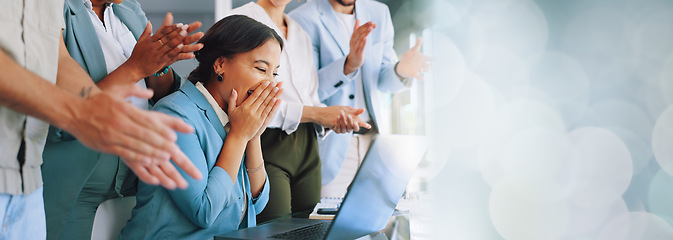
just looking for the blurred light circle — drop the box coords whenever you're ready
[522,51,590,125]
[430,0,472,27]
[472,43,528,90]
[637,84,669,121]
[435,73,496,149]
[659,54,673,105]
[429,32,467,106]
[564,199,629,239]
[582,100,654,174]
[479,100,566,186]
[562,5,626,76]
[653,106,673,177]
[489,181,569,240]
[470,0,548,57]
[497,128,576,201]
[567,127,633,208]
[432,173,501,239]
[598,211,673,240]
[648,170,673,226]
[630,7,673,86]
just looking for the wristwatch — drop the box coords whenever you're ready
[153,66,171,77]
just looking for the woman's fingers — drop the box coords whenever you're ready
[228,89,238,115]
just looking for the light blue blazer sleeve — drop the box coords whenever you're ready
[153,102,237,229]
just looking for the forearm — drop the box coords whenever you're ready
[0,50,83,129]
[245,138,266,198]
[300,106,318,123]
[95,61,144,91]
[146,68,176,102]
[216,133,248,184]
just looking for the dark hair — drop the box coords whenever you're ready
[188,15,284,84]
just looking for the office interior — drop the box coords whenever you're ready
[69,0,673,239]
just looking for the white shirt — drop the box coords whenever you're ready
[334,10,371,122]
[228,2,326,135]
[83,0,148,110]
[194,82,230,130]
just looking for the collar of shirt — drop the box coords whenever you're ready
[195,82,231,132]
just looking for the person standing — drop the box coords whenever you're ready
[42,0,205,239]
[290,0,430,198]
[227,0,371,223]
[0,0,202,238]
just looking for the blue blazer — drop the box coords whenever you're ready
[42,0,150,237]
[120,81,270,240]
[42,0,182,237]
[289,0,408,184]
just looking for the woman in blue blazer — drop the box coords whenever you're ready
[120,15,284,239]
[42,0,203,239]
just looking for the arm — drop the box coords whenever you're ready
[160,105,237,228]
[54,32,202,190]
[377,8,411,94]
[97,13,203,98]
[290,13,358,102]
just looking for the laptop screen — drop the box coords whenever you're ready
[326,135,427,240]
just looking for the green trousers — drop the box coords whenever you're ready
[257,123,322,223]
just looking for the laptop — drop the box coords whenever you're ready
[216,135,427,240]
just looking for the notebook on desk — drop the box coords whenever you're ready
[216,135,427,240]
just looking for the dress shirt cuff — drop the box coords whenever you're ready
[345,68,360,80]
[280,102,303,134]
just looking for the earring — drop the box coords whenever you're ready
[216,72,223,82]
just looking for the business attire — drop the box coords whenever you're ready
[41,0,180,239]
[290,0,411,198]
[227,2,324,222]
[120,80,269,239]
[0,0,64,238]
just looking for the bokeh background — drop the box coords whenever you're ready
[412,0,673,239]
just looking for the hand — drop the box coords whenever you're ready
[64,83,203,190]
[124,13,204,79]
[252,82,283,139]
[344,20,376,75]
[333,109,371,134]
[314,106,370,133]
[228,81,283,141]
[396,37,432,80]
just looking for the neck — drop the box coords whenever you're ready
[257,0,286,31]
[90,0,107,22]
[329,0,354,14]
[203,80,228,112]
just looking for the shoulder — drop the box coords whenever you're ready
[228,2,257,16]
[153,90,195,122]
[360,0,391,20]
[117,0,144,13]
[288,0,320,20]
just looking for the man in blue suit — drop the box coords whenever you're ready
[290,0,430,198]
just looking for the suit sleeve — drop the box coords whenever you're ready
[154,102,237,229]
[290,11,359,102]
[376,6,408,94]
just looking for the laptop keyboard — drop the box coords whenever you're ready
[269,222,331,240]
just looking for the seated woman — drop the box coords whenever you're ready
[119,15,284,239]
